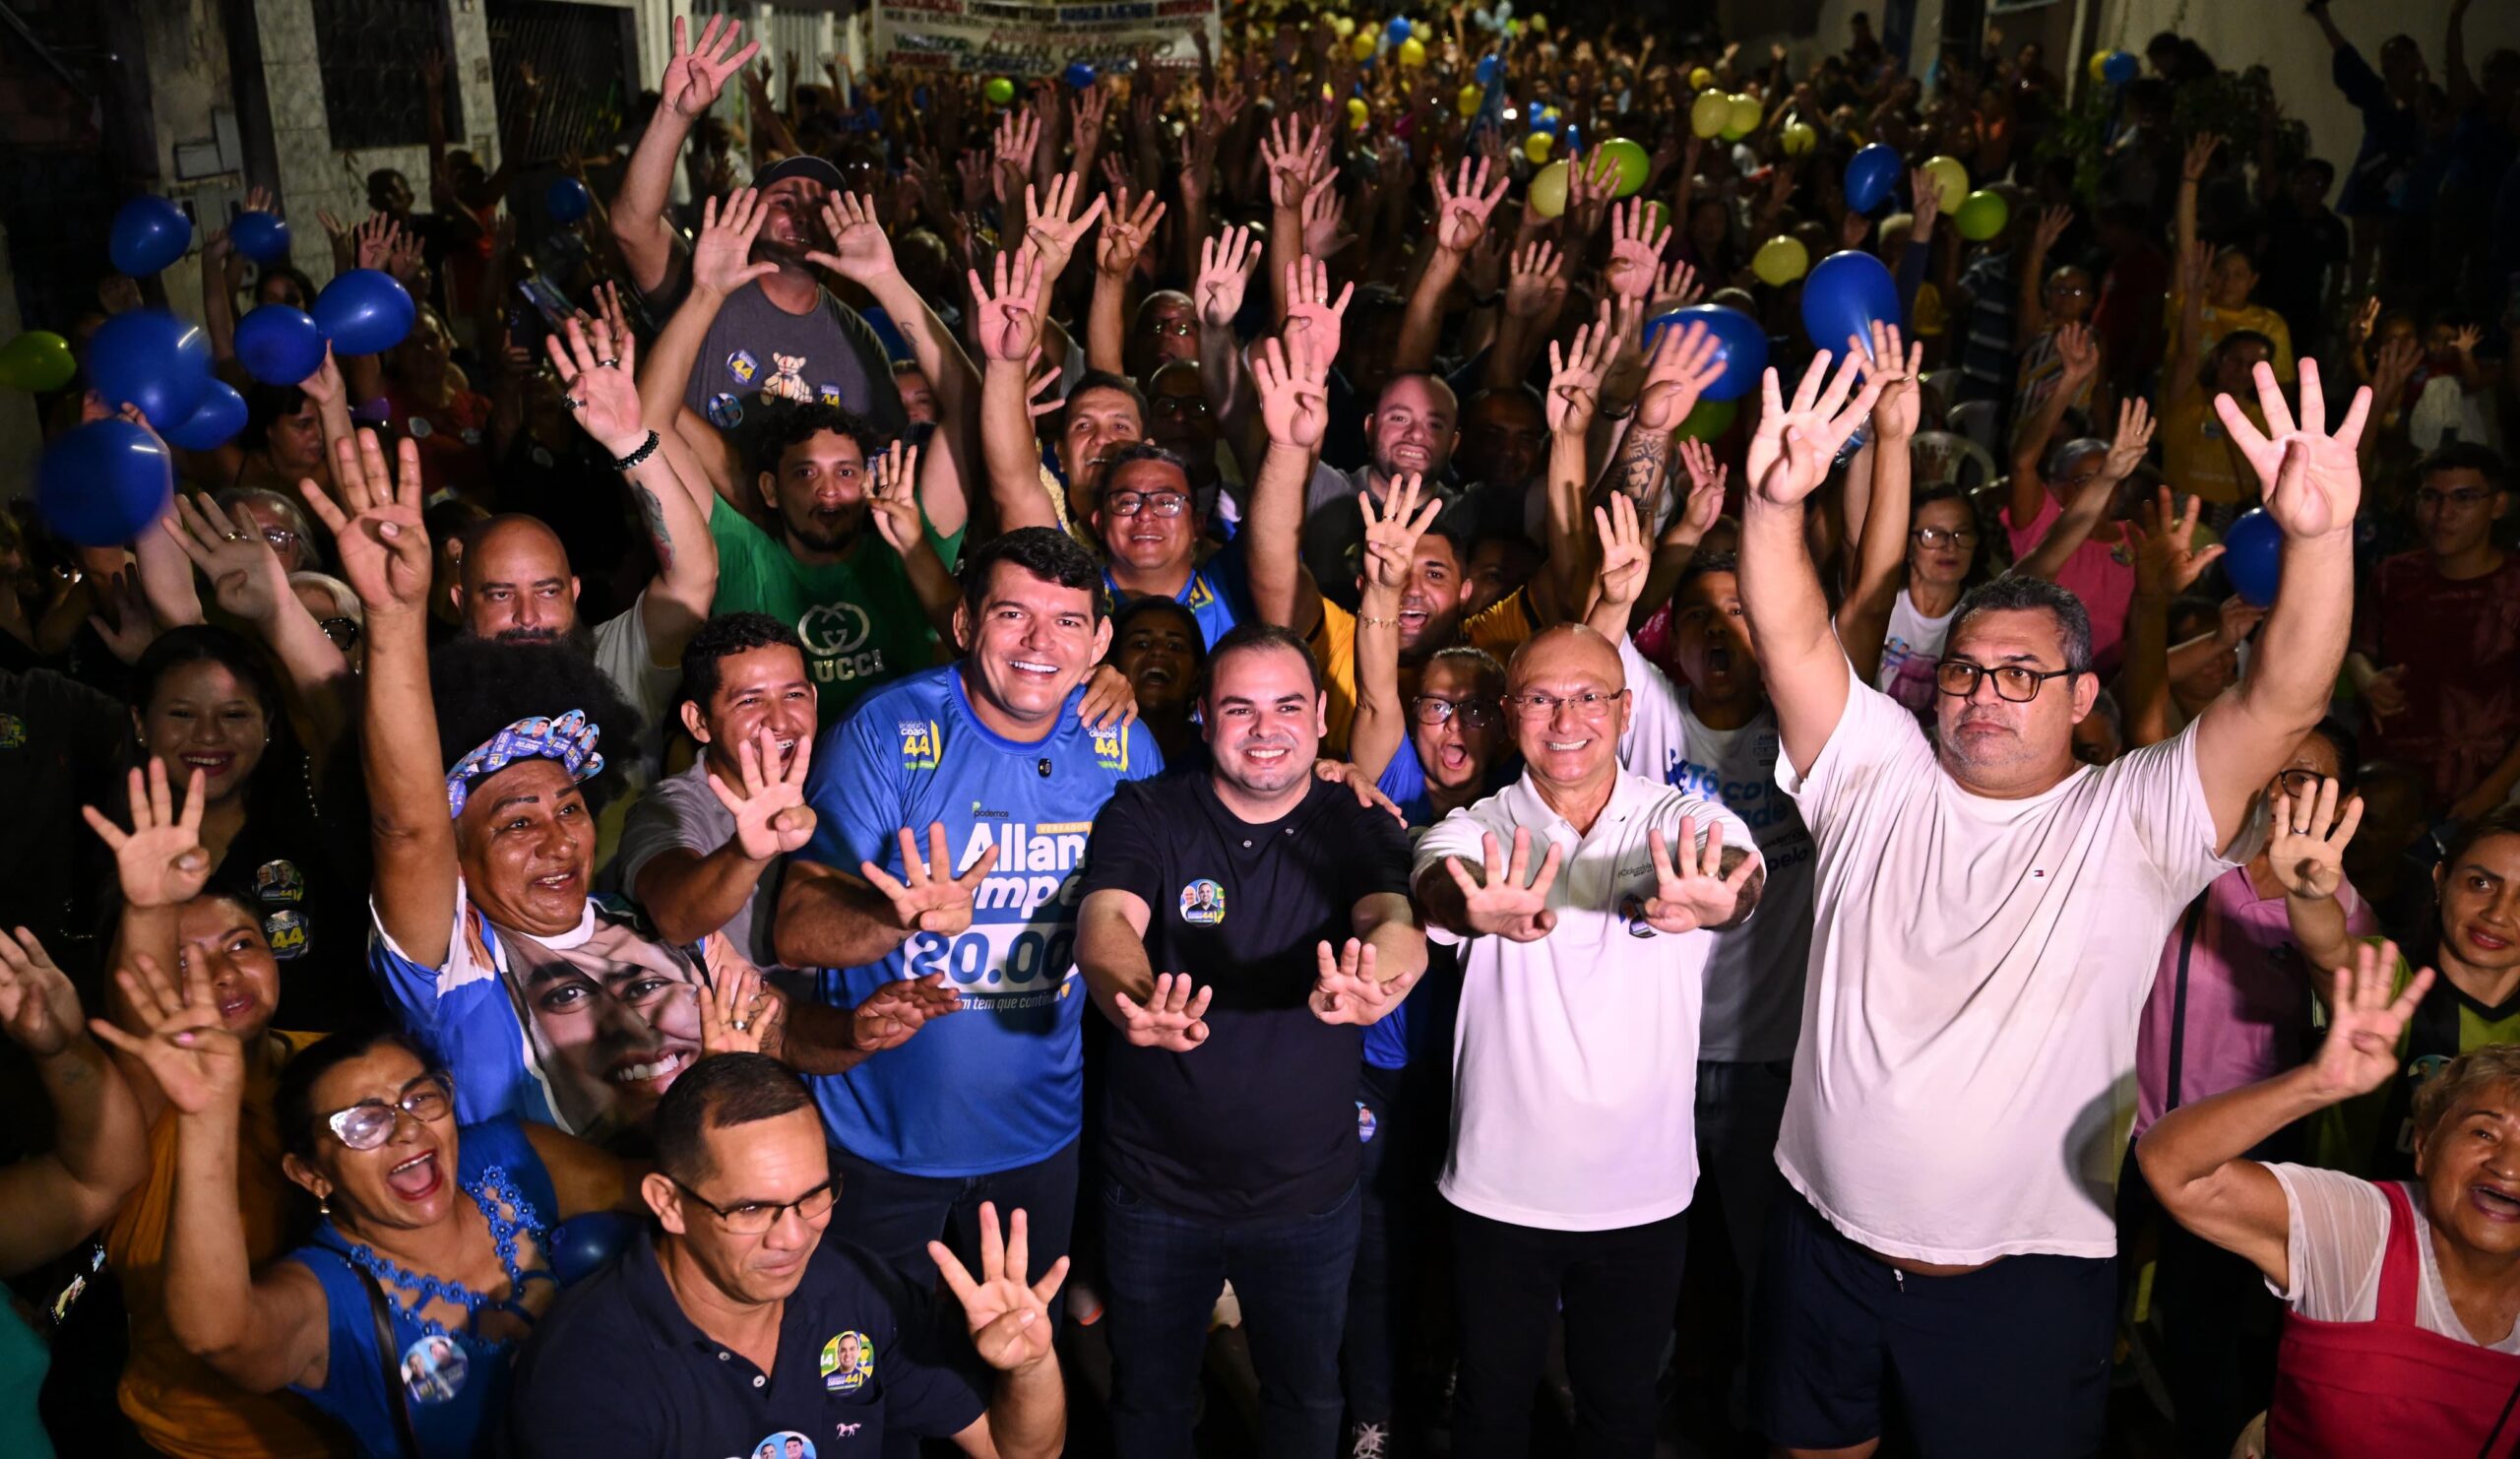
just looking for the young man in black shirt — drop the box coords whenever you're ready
[1077,623,1426,1458]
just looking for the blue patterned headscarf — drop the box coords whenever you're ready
[444,709,605,818]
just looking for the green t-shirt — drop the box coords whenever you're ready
[2314,936,2520,1177]
[709,496,964,729]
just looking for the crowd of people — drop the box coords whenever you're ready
[5,1,2520,1455]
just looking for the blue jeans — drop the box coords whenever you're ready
[1102,1174,1363,1459]
[827,1137,1079,1311]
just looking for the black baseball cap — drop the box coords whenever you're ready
[752,155,845,192]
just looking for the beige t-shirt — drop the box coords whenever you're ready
[1774,666,2241,1263]
[2263,1164,2520,1352]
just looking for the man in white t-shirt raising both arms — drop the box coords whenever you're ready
[1734,349,2370,1459]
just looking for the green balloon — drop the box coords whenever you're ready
[1595,138,1650,198]
[984,77,1016,105]
[1675,396,1737,442]
[1954,188,2011,242]
[0,330,75,393]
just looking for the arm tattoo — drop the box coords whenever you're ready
[1711,843,1765,931]
[1615,432,1670,522]
[633,482,674,576]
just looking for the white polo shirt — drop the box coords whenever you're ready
[1775,666,2242,1265]
[1416,770,1759,1233]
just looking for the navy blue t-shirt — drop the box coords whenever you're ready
[1081,772,1414,1221]
[507,1227,986,1459]
[794,663,1162,1176]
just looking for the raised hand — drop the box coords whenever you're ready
[706,727,817,861]
[1855,320,1924,444]
[1309,937,1419,1026]
[1546,303,1618,436]
[1593,493,1651,610]
[807,192,900,284]
[847,973,963,1055]
[2181,132,2222,184]
[931,1202,1066,1373]
[1746,350,1882,506]
[1360,472,1442,593]
[82,761,211,911]
[2055,321,2100,382]
[1111,972,1213,1051]
[1430,154,1509,254]
[85,569,157,667]
[1259,112,1328,211]
[861,824,1000,936]
[542,315,647,459]
[167,493,290,625]
[696,941,775,1055]
[1195,225,1260,328]
[353,215,400,272]
[1675,440,1729,539]
[2303,940,2433,1103]
[2124,485,2227,598]
[864,442,926,560]
[2218,357,2367,539]
[1641,821,1757,933]
[1094,186,1166,280]
[968,246,1047,363]
[1284,254,1354,366]
[992,107,1042,192]
[1019,170,1108,280]
[1563,149,1619,239]
[301,430,431,615]
[1443,829,1564,942]
[87,952,242,1117]
[1604,199,1672,302]
[2267,778,2362,902]
[2033,205,2073,256]
[2102,396,2157,481]
[661,14,760,119]
[1299,170,1354,259]
[1650,255,1704,313]
[1504,240,1567,322]
[1022,352,1064,418]
[1634,317,1725,434]
[1252,332,1331,452]
[0,927,82,1058]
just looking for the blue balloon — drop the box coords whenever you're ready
[1063,61,1097,90]
[1648,304,1767,403]
[38,417,172,547]
[313,269,416,357]
[230,211,291,265]
[90,309,211,429]
[1562,124,1581,156]
[2223,508,2283,607]
[1529,110,1559,137]
[1476,53,1501,86]
[165,379,247,451]
[235,304,328,386]
[545,176,593,224]
[109,196,192,278]
[546,1212,635,1286]
[2103,50,2140,86]
[1388,16,1413,43]
[1845,143,1902,215]
[1800,249,1902,356]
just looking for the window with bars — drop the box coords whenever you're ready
[484,0,638,165]
[312,0,462,152]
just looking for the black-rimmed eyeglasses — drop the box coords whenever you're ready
[1933,661,2082,702]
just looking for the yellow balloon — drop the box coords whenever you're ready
[1529,159,1570,219]
[1688,66,1714,91]
[1333,15,1354,35]
[1752,234,1810,286]
[1690,91,1731,140]
[1781,121,1817,157]
[2088,49,2111,84]
[1726,94,1763,139]
[1524,131,1553,163]
[1323,82,1336,103]
[1529,13,1546,32]
[1349,96,1370,132]
[1353,32,1377,61]
[1399,36,1427,68]
[1460,84,1484,118]
[1922,155,1969,212]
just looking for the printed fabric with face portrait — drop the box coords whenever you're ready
[369,876,717,1150]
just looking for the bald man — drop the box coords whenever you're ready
[1412,624,1764,1459]
[453,506,717,781]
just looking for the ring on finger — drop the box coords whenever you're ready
[598,357,620,368]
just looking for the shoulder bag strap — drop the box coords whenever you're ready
[2163,894,2210,1114]
[355,1266,426,1459]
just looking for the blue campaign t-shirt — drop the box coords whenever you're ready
[1102,535,1253,648]
[796,663,1163,1176]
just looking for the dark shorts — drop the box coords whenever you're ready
[1750,1190,2115,1458]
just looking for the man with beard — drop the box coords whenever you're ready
[972,246,1153,543]
[610,17,905,461]
[774,529,1164,1291]
[1300,371,1466,611]
[451,319,720,782]
[1076,623,1423,1457]
[1246,333,1530,756]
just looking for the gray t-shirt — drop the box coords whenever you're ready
[665,277,904,463]
[614,757,784,969]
